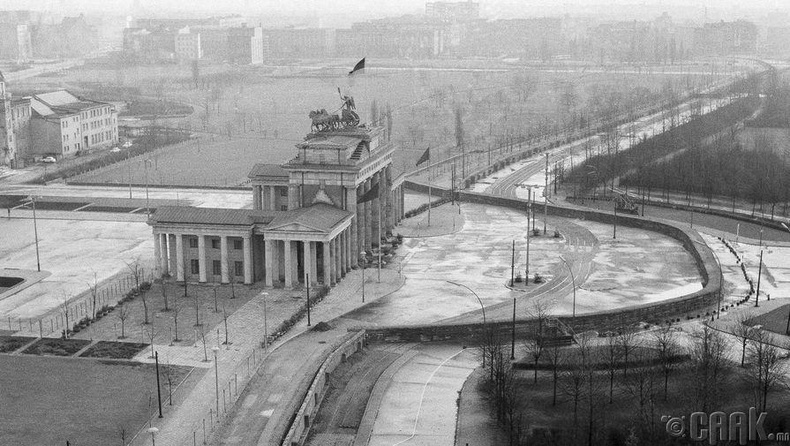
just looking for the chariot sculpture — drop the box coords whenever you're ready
[309,88,360,132]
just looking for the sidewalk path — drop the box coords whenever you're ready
[132,268,404,446]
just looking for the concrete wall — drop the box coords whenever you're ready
[281,330,367,446]
[376,183,722,342]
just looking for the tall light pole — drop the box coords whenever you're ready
[147,427,159,446]
[212,346,220,417]
[29,196,41,272]
[755,249,763,307]
[511,241,516,360]
[446,281,486,325]
[261,292,269,350]
[560,256,577,324]
[144,158,152,217]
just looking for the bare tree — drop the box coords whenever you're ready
[60,292,71,339]
[617,328,640,379]
[143,321,156,359]
[652,324,678,400]
[523,300,553,383]
[623,350,659,438]
[604,334,621,403]
[116,424,127,446]
[126,258,149,324]
[732,310,755,367]
[87,272,99,320]
[116,304,130,339]
[543,342,564,406]
[745,328,786,412]
[161,280,169,312]
[171,303,181,342]
[161,359,175,406]
[687,324,730,412]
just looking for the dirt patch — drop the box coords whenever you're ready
[0,336,35,353]
[22,338,91,356]
[79,341,149,359]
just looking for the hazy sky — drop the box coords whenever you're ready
[1,0,789,25]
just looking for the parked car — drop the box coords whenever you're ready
[110,147,121,153]
[42,156,57,163]
[122,141,133,148]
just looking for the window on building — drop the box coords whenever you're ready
[211,238,220,249]
[234,261,244,277]
[189,237,198,248]
[233,239,242,250]
[213,260,221,275]
[191,259,199,275]
[280,205,288,211]
[279,188,287,197]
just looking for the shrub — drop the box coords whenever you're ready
[533,273,544,284]
[532,228,540,236]
[553,229,561,238]
[515,273,523,283]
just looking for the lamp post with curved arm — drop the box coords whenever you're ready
[446,280,486,366]
[559,256,576,324]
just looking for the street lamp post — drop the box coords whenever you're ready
[147,427,159,446]
[560,256,577,324]
[144,158,152,217]
[28,196,41,272]
[755,249,764,307]
[211,346,220,417]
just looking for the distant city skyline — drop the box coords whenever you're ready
[0,0,788,27]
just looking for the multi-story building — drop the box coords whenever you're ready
[228,25,263,64]
[175,26,202,61]
[27,90,118,160]
[264,27,335,58]
[337,16,442,59]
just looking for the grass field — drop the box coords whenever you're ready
[21,60,719,187]
[0,354,200,446]
[748,304,790,335]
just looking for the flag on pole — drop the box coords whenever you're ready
[415,147,430,167]
[357,182,379,203]
[348,58,365,75]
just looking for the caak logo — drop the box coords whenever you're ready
[661,407,788,444]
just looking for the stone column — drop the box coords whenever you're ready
[175,234,184,282]
[340,231,347,277]
[153,233,162,277]
[243,235,253,285]
[309,242,318,285]
[332,237,343,282]
[253,185,262,210]
[303,240,312,286]
[364,178,372,250]
[288,185,299,210]
[270,187,277,211]
[283,240,293,288]
[400,186,405,220]
[372,172,380,249]
[346,187,358,268]
[159,234,169,275]
[264,239,274,287]
[220,235,229,284]
[291,241,299,285]
[323,241,332,286]
[345,227,352,271]
[198,234,207,283]
[168,234,177,277]
[384,165,393,233]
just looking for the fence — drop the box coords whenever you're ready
[4,267,157,338]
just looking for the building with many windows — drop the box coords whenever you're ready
[27,90,118,160]
[148,98,407,288]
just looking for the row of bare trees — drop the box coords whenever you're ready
[476,313,790,446]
